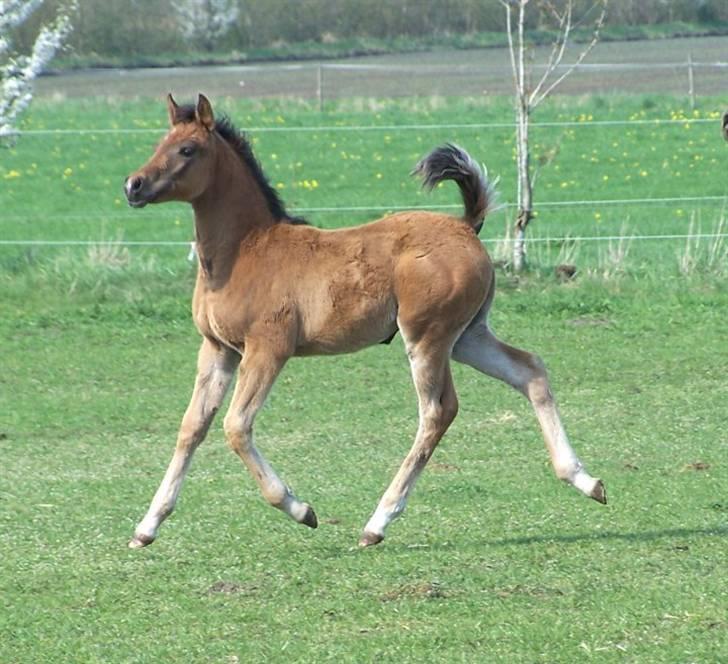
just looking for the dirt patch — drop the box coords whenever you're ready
[381,581,447,602]
[495,584,565,599]
[205,581,257,596]
[430,462,461,473]
[684,461,710,471]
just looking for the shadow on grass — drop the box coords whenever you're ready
[483,525,728,548]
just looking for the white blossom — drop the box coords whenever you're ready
[175,0,239,47]
[1,1,75,141]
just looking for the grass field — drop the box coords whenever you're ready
[1,78,727,661]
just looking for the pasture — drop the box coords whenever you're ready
[1,61,727,661]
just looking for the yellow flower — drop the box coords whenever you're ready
[3,169,21,179]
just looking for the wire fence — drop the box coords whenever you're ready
[5,56,728,252]
[2,232,727,248]
[5,116,721,138]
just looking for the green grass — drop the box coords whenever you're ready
[2,93,728,272]
[1,94,727,662]
[1,265,726,662]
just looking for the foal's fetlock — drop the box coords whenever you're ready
[278,493,318,529]
[566,470,607,505]
[358,530,384,548]
[128,532,156,549]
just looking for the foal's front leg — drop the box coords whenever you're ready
[223,346,318,529]
[129,338,239,548]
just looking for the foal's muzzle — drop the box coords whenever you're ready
[124,174,150,208]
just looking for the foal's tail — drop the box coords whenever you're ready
[412,143,498,233]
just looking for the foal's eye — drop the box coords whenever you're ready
[179,145,196,158]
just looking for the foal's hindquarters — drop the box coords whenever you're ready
[358,255,606,546]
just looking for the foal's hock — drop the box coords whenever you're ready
[124,94,606,549]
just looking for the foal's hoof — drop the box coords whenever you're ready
[358,531,384,548]
[128,533,155,549]
[301,504,318,529]
[590,479,607,505]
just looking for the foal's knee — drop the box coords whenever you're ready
[441,391,459,429]
[422,394,458,435]
[516,353,554,406]
[223,411,252,453]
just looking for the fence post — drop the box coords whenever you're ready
[317,65,324,113]
[687,52,695,110]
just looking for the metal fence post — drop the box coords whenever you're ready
[317,65,324,112]
[687,52,695,110]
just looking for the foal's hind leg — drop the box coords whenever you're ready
[223,346,317,529]
[452,323,606,503]
[129,338,239,548]
[360,342,459,547]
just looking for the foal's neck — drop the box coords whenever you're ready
[191,135,275,287]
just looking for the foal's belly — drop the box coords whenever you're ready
[294,297,399,356]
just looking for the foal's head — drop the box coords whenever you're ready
[125,94,220,208]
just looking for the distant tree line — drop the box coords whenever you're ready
[10,0,728,62]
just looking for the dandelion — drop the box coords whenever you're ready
[63,167,72,178]
[3,169,21,179]
[594,212,602,221]
[375,173,383,180]
[602,175,609,181]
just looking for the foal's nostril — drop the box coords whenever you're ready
[128,176,144,193]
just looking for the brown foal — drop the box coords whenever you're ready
[124,94,605,549]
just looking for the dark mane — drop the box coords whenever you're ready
[176,104,306,225]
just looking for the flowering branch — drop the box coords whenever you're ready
[1,1,76,142]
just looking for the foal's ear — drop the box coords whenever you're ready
[722,110,728,142]
[196,94,215,132]
[167,93,181,126]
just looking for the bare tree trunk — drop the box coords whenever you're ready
[514,90,533,272]
[501,0,606,272]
